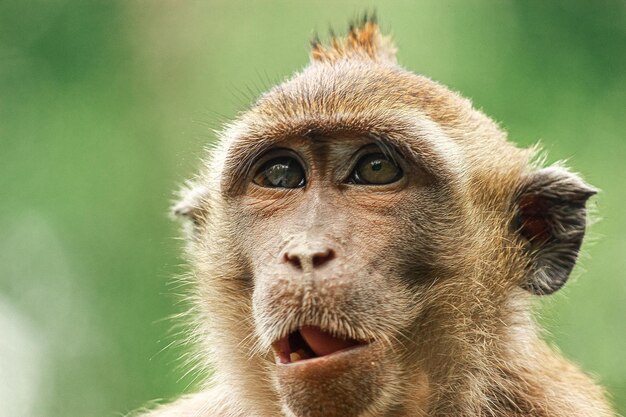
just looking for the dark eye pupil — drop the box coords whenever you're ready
[371,161,382,171]
[253,156,305,188]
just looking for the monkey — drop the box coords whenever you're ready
[137,17,615,417]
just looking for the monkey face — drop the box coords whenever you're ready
[219,135,448,417]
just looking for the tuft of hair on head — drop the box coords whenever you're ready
[310,12,397,64]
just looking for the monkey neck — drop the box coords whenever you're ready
[395,298,609,417]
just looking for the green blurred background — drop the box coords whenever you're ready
[0,1,624,416]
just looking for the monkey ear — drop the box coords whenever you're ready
[171,182,210,230]
[514,166,597,295]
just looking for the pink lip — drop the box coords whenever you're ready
[272,326,367,364]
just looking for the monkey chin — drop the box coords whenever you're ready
[271,327,390,417]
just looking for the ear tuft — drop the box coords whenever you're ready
[171,182,210,230]
[310,14,396,64]
[514,166,596,295]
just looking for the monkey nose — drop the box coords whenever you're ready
[283,247,336,272]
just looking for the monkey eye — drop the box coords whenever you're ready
[348,153,403,185]
[253,156,306,188]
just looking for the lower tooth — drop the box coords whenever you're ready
[290,352,302,362]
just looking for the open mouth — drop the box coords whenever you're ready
[272,325,366,364]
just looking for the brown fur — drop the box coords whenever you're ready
[136,18,614,417]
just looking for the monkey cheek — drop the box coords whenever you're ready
[274,343,390,417]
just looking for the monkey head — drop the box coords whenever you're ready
[173,19,597,417]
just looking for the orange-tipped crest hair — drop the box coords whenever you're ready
[310,14,397,64]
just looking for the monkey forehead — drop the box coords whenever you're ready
[251,60,506,142]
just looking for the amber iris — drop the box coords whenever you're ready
[349,153,402,185]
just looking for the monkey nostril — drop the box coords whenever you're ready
[312,249,335,268]
[284,253,302,270]
[283,248,336,270]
